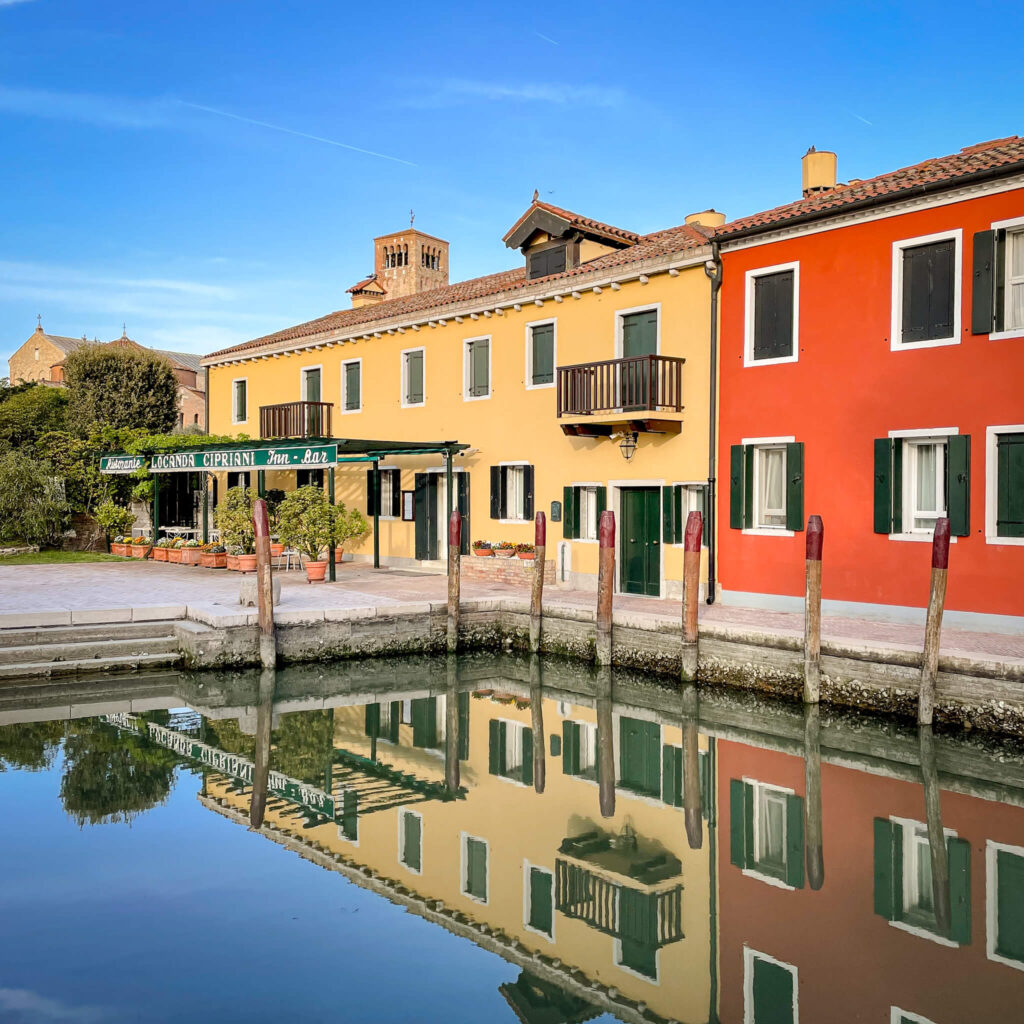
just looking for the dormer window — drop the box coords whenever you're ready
[528,244,567,280]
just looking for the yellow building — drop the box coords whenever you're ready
[202,200,722,598]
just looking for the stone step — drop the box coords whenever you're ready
[0,620,178,649]
[0,635,179,667]
[0,651,182,680]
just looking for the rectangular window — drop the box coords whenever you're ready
[1008,229,1024,330]
[893,231,961,348]
[227,471,250,491]
[343,361,361,412]
[561,720,598,781]
[463,835,488,902]
[367,467,401,517]
[232,379,247,424]
[577,486,600,541]
[561,484,606,540]
[988,842,1024,968]
[744,950,797,1024]
[403,349,425,406]
[296,469,324,488]
[730,778,805,888]
[996,432,1024,539]
[528,245,566,280]
[730,441,804,533]
[466,338,490,399]
[618,717,661,798]
[525,864,554,937]
[755,446,787,528]
[399,809,422,873]
[904,439,946,533]
[488,719,534,785]
[528,322,555,387]
[746,265,798,363]
[303,366,322,402]
[490,464,534,521]
[662,483,710,546]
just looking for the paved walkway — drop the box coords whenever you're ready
[1,560,1022,663]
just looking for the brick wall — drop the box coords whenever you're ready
[461,553,555,587]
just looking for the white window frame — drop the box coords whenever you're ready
[887,815,960,947]
[460,831,489,905]
[522,860,556,941]
[743,261,800,367]
[890,1009,937,1024]
[613,302,662,358]
[741,777,797,891]
[378,467,401,521]
[341,358,362,415]
[739,435,795,537]
[300,363,324,402]
[463,335,492,402]
[890,229,963,351]
[573,481,602,543]
[498,460,530,524]
[989,215,1024,341]
[985,424,1024,546]
[743,947,798,1024]
[231,377,248,425]
[887,427,959,543]
[401,346,426,408]
[672,481,709,548]
[524,318,557,390]
[397,807,423,875]
[493,717,529,785]
[987,839,1024,971]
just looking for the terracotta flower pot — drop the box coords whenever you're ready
[494,548,515,558]
[473,548,493,557]
[305,559,327,582]
[517,551,536,560]
[226,554,240,571]
[131,544,148,559]
[153,547,169,562]
[110,543,124,556]
[167,548,183,564]
[334,547,345,563]
[180,548,201,566]
[270,543,285,557]
[236,554,258,573]
[200,552,227,568]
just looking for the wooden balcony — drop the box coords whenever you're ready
[259,401,333,439]
[556,355,684,437]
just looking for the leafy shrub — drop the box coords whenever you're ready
[214,486,256,553]
[0,449,70,547]
[95,499,135,539]
[277,486,367,563]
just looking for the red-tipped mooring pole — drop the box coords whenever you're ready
[447,510,462,654]
[253,497,276,669]
[919,518,950,725]
[681,511,703,682]
[530,512,546,653]
[803,515,824,703]
[596,510,615,666]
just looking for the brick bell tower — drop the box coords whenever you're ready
[348,213,449,308]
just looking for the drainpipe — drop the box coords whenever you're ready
[704,242,722,604]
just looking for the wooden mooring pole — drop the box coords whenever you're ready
[681,682,703,849]
[803,703,824,890]
[681,511,703,682]
[804,515,824,703]
[447,510,462,654]
[596,664,615,819]
[530,512,546,653]
[253,497,276,670]
[529,654,546,794]
[596,510,615,666]
[919,517,950,726]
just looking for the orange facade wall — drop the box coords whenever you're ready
[717,740,1024,1023]
[717,186,1024,620]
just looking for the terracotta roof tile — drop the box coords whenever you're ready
[346,275,384,294]
[716,136,1024,238]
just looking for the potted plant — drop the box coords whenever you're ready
[167,537,185,564]
[215,486,256,567]
[131,536,151,559]
[265,489,286,558]
[95,499,136,554]
[494,541,516,557]
[200,543,227,569]
[181,538,202,566]
[153,537,171,562]
[277,485,353,583]
[472,540,493,557]
[224,545,242,571]
[111,535,126,556]
[333,505,369,565]
[515,542,536,560]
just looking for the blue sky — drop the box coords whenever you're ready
[2,0,1022,369]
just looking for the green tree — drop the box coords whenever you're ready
[0,721,66,772]
[0,383,67,450]
[63,345,179,436]
[0,449,70,546]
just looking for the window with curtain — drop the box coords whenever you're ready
[1009,230,1024,329]
[904,439,947,534]
[756,446,787,528]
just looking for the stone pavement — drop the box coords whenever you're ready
[1,560,1022,664]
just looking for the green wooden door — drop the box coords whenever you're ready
[620,487,661,596]
[621,309,657,409]
[619,716,661,797]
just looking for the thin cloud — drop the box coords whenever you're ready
[407,78,626,110]
[533,31,559,45]
[0,0,41,7]
[0,84,172,128]
[179,101,417,166]
[0,988,108,1023]
[0,262,233,301]
[850,112,873,126]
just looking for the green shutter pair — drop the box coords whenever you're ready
[562,721,581,775]
[662,484,710,546]
[729,443,804,531]
[562,485,607,539]
[729,779,805,888]
[873,817,971,943]
[619,717,661,798]
[873,436,971,536]
[488,719,533,784]
[662,745,683,807]
[411,697,437,749]
[363,703,399,743]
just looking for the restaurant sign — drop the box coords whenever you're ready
[150,443,339,473]
[99,454,146,474]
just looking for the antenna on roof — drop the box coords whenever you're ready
[122,323,127,338]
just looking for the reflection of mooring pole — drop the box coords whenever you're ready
[445,655,460,793]
[530,655,546,794]
[253,497,276,670]
[681,682,703,849]
[250,666,275,830]
[596,665,615,818]
[803,703,825,890]
[920,724,951,936]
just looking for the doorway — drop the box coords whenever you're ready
[619,486,661,597]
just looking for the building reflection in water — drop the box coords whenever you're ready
[10,651,1024,1024]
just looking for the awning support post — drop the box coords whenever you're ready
[445,449,454,572]
[372,458,381,569]
[202,473,209,544]
[328,467,336,583]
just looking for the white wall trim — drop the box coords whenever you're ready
[524,317,557,391]
[987,839,1024,971]
[400,346,426,409]
[891,1006,938,1024]
[340,356,362,415]
[613,302,662,359]
[300,363,323,400]
[460,831,490,905]
[522,860,556,942]
[463,335,492,402]
[986,424,1024,546]
[890,228,963,351]
[743,261,800,367]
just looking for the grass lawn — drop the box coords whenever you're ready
[0,550,127,565]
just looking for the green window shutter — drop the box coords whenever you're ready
[366,468,380,516]
[529,867,553,934]
[743,782,755,869]
[621,309,658,358]
[785,442,805,532]
[411,697,437,748]
[344,362,360,410]
[662,744,683,807]
[562,721,580,775]
[490,466,502,519]
[458,692,470,760]
[488,719,501,775]
[743,445,755,529]
[388,701,401,743]
[903,241,955,343]
[873,438,894,534]
[340,790,358,841]
[235,380,246,421]
[562,486,576,539]
[389,469,402,517]
[996,849,1024,961]
[785,793,805,889]
[470,340,489,396]
[364,703,381,737]
[523,465,535,520]
[521,727,534,786]
[698,749,711,818]
[752,956,795,1024]
[947,835,971,944]
[873,817,902,920]
[549,733,561,757]
[406,351,424,404]
[753,269,796,361]
[972,229,997,334]
[946,434,971,537]
[729,445,745,530]
[466,838,487,899]
[997,434,1024,538]
[403,812,422,871]
[595,486,607,520]
[662,485,676,544]
[619,717,661,798]
[531,324,555,385]
[729,778,746,867]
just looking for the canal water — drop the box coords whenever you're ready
[1,653,1023,1024]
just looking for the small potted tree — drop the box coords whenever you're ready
[215,487,257,572]
[265,489,286,558]
[333,505,368,564]
[277,485,344,583]
[95,500,136,555]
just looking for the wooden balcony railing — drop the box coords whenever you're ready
[556,355,685,418]
[259,401,333,439]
